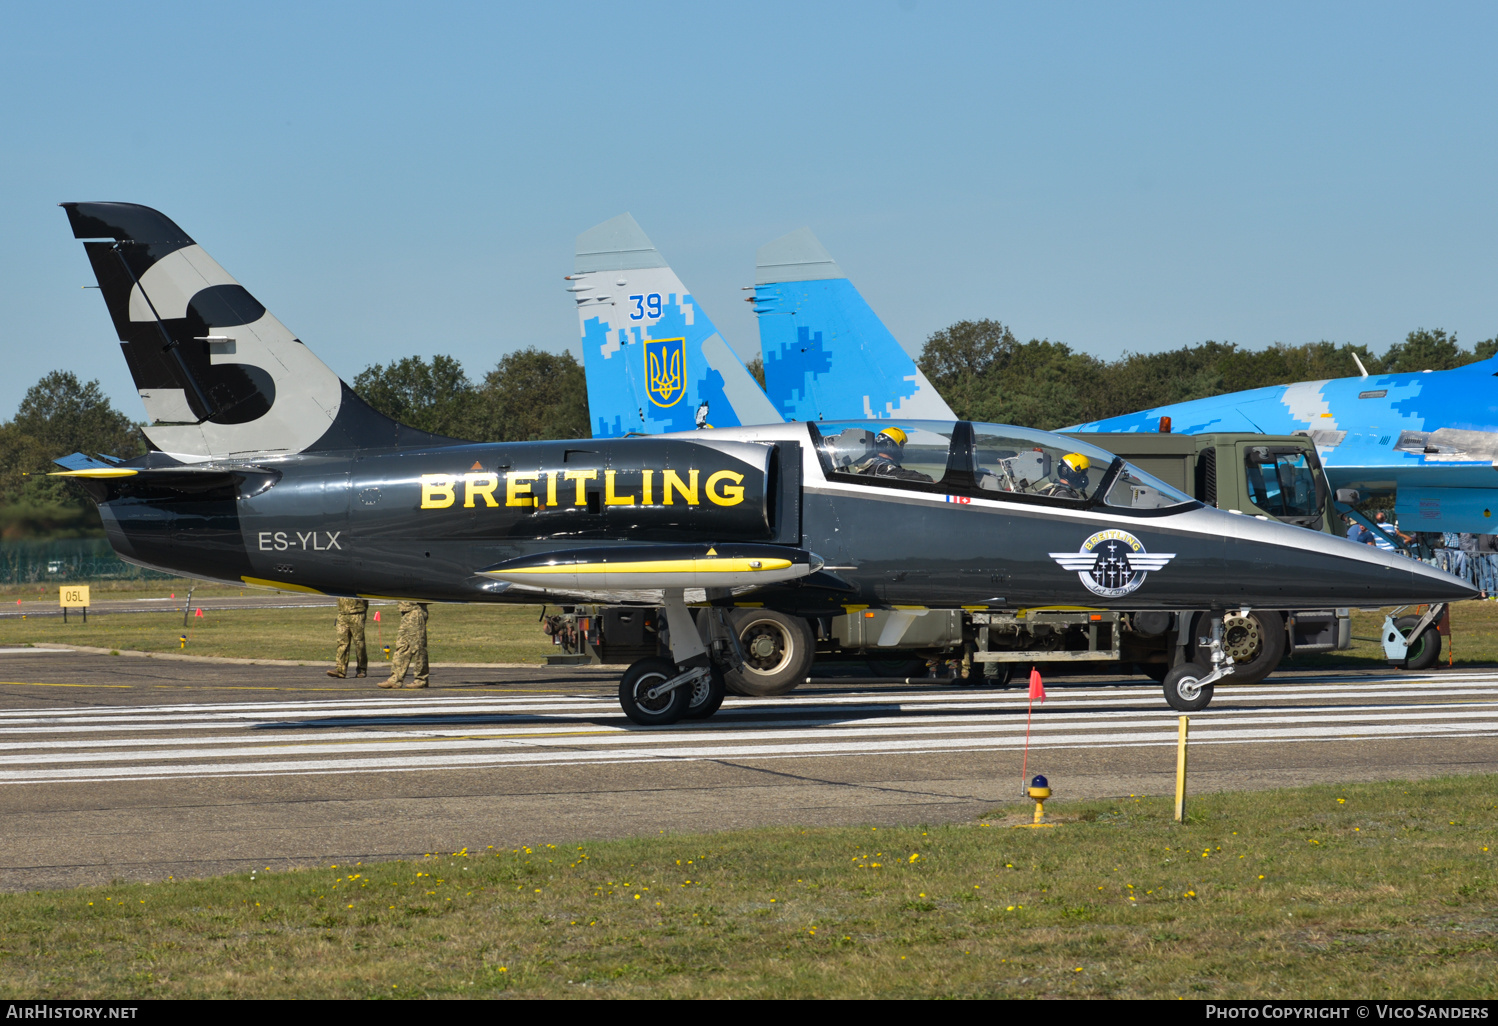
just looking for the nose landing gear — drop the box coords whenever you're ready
[1162,609,1238,712]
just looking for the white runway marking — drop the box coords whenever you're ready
[2,673,1497,784]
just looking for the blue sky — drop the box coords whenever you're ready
[3,1,1496,417]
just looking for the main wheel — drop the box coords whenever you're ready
[1218,610,1285,685]
[619,657,690,726]
[724,610,815,696]
[1394,615,1442,671]
[1163,661,1215,712]
[682,663,727,720]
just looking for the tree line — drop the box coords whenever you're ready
[917,324,1498,431]
[2,330,1491,537]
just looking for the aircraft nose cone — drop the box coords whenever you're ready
[1406,558,1481,603]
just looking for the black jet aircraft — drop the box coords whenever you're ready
[53,203,1477,723]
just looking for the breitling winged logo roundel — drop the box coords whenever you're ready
[1049,529,1175,599]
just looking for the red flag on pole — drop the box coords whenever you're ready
[1020,667,1046,793]
[373,610,381,622]
[1028,667,1047,703]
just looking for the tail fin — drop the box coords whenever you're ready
[61,202,438,459]
[570,214,781,437]
[752,228,955,422]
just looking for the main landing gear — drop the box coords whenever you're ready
[1162,609,1238,712]
[617,589,735,726]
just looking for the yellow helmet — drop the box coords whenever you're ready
[877,427,908,447]
[1061,452,1090,473]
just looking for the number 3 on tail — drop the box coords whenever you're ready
[628,293,663,320]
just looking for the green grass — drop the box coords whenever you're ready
[2,777,1494,998]
[0,577,251,600]
[6,575,1498,669]
[1291,602,1498,668]
[0,600,556,664]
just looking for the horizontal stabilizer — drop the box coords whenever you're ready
[49,462,281,496]
[478,543,821,591]
[52,452,123,472]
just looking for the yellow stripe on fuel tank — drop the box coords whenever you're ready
[48,468,138,479]
[241,576,327,595]
[490,557,793,577]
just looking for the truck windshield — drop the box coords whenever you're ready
[1245,449,1321,523]
[1103,464,1197,510]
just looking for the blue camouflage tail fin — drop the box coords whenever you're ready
[751,228,955,422]
[569,214,781,438]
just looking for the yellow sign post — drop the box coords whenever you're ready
[59,585,90,624]
[1174,715,1189,823]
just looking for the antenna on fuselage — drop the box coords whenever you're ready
[1351,352,1370,379]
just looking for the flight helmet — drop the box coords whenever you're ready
[1058,452,1091,491]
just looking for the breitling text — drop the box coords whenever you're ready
[418,470,746,510]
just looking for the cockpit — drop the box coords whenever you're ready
[810,420,1199,513]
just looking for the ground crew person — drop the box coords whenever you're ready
[380,601,430,690]
[327,597,368,678]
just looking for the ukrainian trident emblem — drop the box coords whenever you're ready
[644,336,687,408]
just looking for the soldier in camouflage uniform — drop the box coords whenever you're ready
[327,597,368,678]
[380,601,430,689]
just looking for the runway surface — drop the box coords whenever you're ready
[2,651,1496,890]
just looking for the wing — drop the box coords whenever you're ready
[478,543,821,595]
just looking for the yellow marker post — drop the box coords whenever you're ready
[1175,715,1189,823]
[1012,774,1058,828]
[59,585,90,625]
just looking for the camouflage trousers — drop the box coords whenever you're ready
[386,611,429,686]
[334,615,367,675]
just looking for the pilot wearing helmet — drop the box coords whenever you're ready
[1038,452,1091,498]
[851,427,933,483]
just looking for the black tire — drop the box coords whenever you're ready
[619,657,690,726]
[724,610,815,696]
[1136,662,1169,683]
[1163,661,1215,712]
[1394,615,1442,671]
[682,663,727,720]
[1218,610,1285,685]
